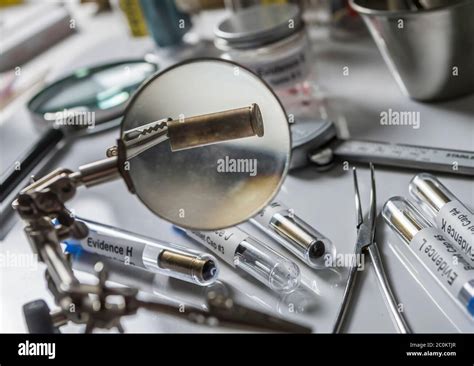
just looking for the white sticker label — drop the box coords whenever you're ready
[253,201,288,226]
[411,227,474,297]
[76,230,143,268]
[436,200,474,265]
[187,228,248,266]
[244,37,311,89]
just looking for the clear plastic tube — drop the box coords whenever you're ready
[177,226,300,293]
[70,248,211,310]
[64,217,219,286]
[409,173,474,265]
[73,249,314,318]
[382,196,474,317]
[250,201,336,269]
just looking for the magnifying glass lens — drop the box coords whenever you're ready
[36,62,156,114]
[120,59,291,230]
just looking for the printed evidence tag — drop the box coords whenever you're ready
[187,228,247,266]
[411,227,474,298]
[77,229,143,267]
[436,200,474,265]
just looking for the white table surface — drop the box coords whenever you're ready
[1,4,473,333]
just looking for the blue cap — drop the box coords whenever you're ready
[64,240,83,256]
[172,226,186,235]
[468,297,474,317]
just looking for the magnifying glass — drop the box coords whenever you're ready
[118,58,291,229]
[0,59,157,235]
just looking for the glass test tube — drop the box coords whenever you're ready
[70,249,212,310]
[177,226,300,293]
[250,201,336,269]
[64,217,219,286]
[382,196,474,317]
[409,173,474,265]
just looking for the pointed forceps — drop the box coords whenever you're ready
[332,164,410,333]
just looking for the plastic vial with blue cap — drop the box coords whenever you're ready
[64,217,219,286]
[383,197,474,318]
[409,173,474,266]
[176,226,300,293]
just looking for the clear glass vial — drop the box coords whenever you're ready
[178,226,300,293]
[64,217,219,286]
[382,196,474,317]
[250,200,336,269]
[409,173,474,265]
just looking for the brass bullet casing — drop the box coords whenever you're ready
[167,103,264,151]
[411,177,450,213]
[159,250,217,282]
[272,215,315,250]
[271,214,327,260]
[382,198,429,244]
[390,208,423,243]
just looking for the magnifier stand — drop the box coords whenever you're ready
[14,157,149,333]
[12,104,307,333]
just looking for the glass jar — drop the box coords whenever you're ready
[215,3,328,123]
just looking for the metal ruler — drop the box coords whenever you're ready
[290,120,474,176]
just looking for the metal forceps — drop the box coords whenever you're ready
[332,164,411,333]
[132,289,311,333]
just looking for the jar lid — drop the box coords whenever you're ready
[215,4,303,49]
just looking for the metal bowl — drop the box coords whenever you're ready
[350,0,474,101]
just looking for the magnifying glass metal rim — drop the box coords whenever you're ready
[119,57,292,230]
[27,58,158,135]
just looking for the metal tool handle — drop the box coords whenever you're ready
[368,243,411,334]
[0,127,65,202]
[1,128,66,238]
[332,263,359,333]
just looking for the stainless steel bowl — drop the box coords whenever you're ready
[350,0,474,101]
